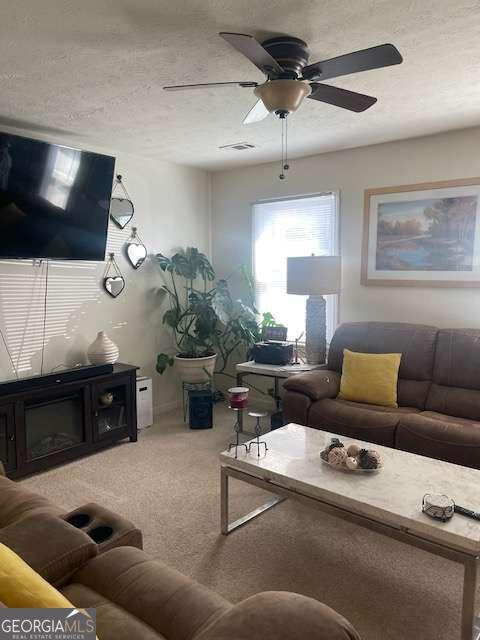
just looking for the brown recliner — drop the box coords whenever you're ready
[0,472,142,586]
[284,322,437,446]
[283,322,480,469]
[0,476,361,640]
[396,328,480,468]
[60,546,360,640]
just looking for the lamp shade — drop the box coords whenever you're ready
[287,256,341,296]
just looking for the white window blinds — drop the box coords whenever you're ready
[253,193,338,341]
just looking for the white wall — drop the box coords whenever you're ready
[0,146,211,415]
[212,125,480,330]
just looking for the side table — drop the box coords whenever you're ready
[235,361,322,431]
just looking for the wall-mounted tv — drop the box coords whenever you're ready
[0,131,115,260]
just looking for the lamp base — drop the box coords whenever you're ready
[305,295,326,364]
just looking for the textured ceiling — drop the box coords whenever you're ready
[1,0,480,170]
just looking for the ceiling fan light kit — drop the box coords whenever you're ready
[164,32,403,179]
[254,80,311,115]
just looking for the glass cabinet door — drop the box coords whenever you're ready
[0,404,15,473]
[92,376,131,441]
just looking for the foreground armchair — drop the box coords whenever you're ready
[0,467,360,639]
[61,546,360,640]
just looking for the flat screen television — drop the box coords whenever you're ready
[0,131,115,260]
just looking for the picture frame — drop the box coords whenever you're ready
[361,177,480,287]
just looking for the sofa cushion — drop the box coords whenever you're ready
[66,546,230,640]
[396,411,480,469]
[426,329,480,421]
[431,328,480,389]
[327,322,438,408]
[308,398,419,447]
[426,384,480,422]
[61,583,165,640]
[0,475,61,528]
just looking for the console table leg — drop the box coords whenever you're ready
[461,557,478,640]
[236,372,245,432]
[221,466,229,535]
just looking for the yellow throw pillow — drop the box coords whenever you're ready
[0,543,73,608]
[338,349,402,408]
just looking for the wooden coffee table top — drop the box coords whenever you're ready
[220,423,480,555]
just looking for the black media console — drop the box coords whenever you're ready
[0,363,138,479]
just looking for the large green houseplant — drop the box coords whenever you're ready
[154,247,261,383]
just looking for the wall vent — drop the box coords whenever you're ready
[219,142,255,151]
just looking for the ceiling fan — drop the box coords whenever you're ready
[164,33,403,124]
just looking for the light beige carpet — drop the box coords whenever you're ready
[21,405,470,640]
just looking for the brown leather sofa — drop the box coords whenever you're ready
[0,473,360,640]
[283,321,480,469]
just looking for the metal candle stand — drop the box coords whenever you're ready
[228,404,268,459]
[227,408,248,459]
[247,412,268,457]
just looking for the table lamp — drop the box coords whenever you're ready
[287,255,341,364]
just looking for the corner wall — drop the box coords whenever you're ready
[0,148,211,415]
[211,126,480,330]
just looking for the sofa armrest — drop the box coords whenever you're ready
[196,591,360,640]
[284,370,341,401]
[0,512,97,587]
[64,502,143,552]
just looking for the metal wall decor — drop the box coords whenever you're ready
[125,227,147,270]
[110,174,134,229]
[103,252,125,298]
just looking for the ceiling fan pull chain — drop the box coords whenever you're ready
[279,116,285,180]
[279,115,290,180]
[284,116,289,173]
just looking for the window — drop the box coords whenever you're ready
[253,193,339,341]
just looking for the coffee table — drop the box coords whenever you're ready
[220,423,480,640]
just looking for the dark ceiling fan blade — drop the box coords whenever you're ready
[164,81,258,91]
[219,32,284,76]
[302,44,402,82]
[308,83,377,112]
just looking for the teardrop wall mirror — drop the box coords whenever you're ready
[125,227,147,270]
[110,174,134,229]
[103,252,125,298]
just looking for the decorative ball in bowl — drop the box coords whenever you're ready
[320,438,383,472]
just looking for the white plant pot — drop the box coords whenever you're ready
[174,354,217,383]
[87,331,119,365]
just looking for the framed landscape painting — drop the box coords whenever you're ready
[361,177,480,287]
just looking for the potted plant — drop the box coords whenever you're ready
[154,248,260,383]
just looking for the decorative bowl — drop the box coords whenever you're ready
[320,457,383,473]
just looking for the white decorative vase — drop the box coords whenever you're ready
[87,331,119,365]
[174,354,217,383]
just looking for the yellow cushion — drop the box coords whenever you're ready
[338,349,402,408]
[0,543,73,608]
